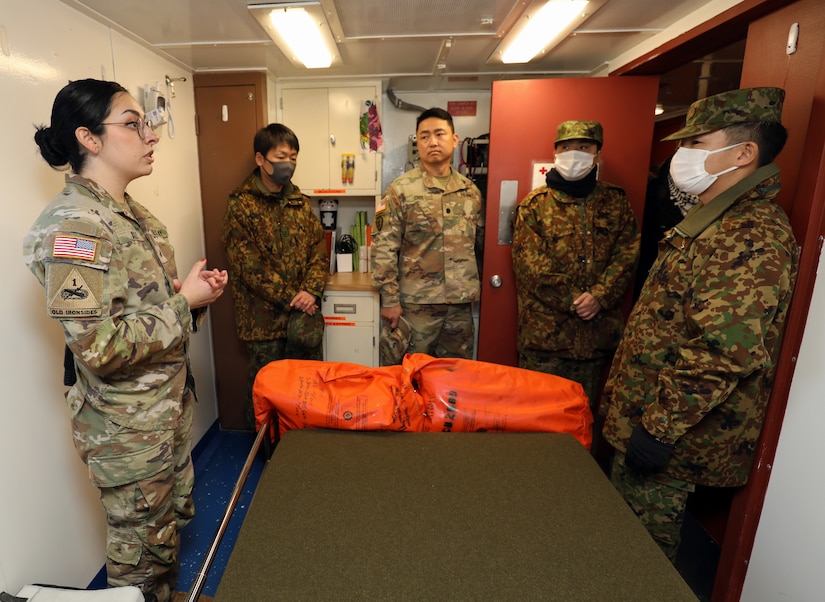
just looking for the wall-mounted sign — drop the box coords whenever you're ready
[447,101,477,117]
[532,161,554,189]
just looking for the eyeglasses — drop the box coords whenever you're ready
[101,116,156,139]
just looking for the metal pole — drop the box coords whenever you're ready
[184,414,272,602]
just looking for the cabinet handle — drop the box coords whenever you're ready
[333,303,357,314]
[330,134,336,146]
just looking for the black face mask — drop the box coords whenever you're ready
[265,159,296,185]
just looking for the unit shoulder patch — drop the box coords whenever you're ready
[46,264,104,318]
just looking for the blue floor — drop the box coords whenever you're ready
[89,423,266,597]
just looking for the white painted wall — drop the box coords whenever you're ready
[741,244,825,601]
[0,0,217,593]
[381,90,492,186]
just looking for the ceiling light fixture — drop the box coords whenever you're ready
[491,0,607,65]
[248,2,341,69]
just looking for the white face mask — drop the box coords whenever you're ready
[554,150,596,181]
[669,142,745,196]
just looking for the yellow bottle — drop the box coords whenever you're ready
[346,154,355,184]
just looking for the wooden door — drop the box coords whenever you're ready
[477,77,660,366]
[194,72,267,430]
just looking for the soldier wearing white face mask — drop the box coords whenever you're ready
[601,87,798,563]
[512,120,640,418]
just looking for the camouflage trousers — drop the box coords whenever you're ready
[518,352,607,415]
[72,392,196,602]
[403,302,474,359]
[610,452,695,562]
[245,338,322,431]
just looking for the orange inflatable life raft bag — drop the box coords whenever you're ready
[403,354,593,449]
[253,354,592,449]
[253,359,426,437]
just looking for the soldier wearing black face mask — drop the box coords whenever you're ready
[221,123,327,430]
[264,155,297,186]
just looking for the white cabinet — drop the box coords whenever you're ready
[322,286,380,367]
[279,83,382,196]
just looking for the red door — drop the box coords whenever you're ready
[477,77,660,365]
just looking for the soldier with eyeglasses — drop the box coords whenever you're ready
[23,78,227,602]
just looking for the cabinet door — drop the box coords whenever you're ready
[328,86,379,194]
[322,289,379,366]
[281,85,381,195]
[281,87,331,191]
[324,324,376,366]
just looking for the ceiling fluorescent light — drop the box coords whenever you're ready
[248,2,341,69]
[492,0,605,65]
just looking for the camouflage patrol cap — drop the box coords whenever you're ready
[286,309,324,351]
[555,120,604,146]
[663,86,785,141]
[379,315,413,366]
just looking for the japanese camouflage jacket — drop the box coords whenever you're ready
[22,174,203,432]
[371,165,484,307]
[512,181,640,359]
[221,171,327,341]
[601,164,799,487]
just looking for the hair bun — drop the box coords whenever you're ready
[34,125,70,169]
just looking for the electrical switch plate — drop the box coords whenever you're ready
[407,134,419,164]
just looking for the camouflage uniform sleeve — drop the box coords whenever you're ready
[370,185,403,307]
[512,192,574,312]
[24,223,193,379]
[474,184,485,275]
[588,191,640,309]
[641,221,793,442]
[221,192,291,310]
[65,292,192,379]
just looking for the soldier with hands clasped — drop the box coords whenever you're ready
[24,78,228,602]
[512,120,640,411]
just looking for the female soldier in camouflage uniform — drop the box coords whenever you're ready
[23,79,228,602]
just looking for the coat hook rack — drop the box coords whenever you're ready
[165,74,187,98]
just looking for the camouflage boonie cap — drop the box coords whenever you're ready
[663,86,785,141]
[286,309,324,350]
[555,120,604,146]
[379,315,413,366]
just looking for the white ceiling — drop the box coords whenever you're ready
[61,0,744,110]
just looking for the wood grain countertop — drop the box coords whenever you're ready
[325,271,377,292]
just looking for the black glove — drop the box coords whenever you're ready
[624,423,675,478]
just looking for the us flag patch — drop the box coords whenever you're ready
[53,235,97,261]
